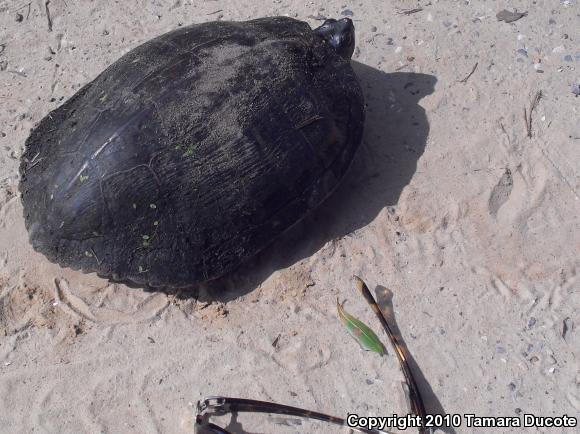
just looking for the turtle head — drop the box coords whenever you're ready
[314,18,355,60]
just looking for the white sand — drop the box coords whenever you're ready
[0,1,579,433]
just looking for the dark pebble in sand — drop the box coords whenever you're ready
[516,48,528,57]
[496,10,527,23]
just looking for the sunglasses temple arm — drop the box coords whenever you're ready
[354,276,428,433]
[200,397,392,434]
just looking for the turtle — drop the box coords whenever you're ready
[19,16,365,288]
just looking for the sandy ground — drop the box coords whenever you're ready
[1,0,579,433]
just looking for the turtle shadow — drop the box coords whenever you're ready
[185,65,437,301]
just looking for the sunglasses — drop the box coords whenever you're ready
[194,277,428,434]
[194,396,390,433]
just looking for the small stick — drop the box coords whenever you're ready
[45,0,52,32]
[499,121,511,146]
[26,152,43,170]
[458,62,478,83]
[398,8,423,15]
[207,9,223,15]
[89,248,102,265]
[524,90,542,138]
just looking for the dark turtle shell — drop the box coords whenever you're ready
[19,17,365,288]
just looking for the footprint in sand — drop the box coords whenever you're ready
[488,168,513,217]
[53,278,170,325]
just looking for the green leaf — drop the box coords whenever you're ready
[337,298,386,355]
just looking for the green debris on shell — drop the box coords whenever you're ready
[183,144,197,157]
[153,221,159,226]
[99,94,108,103]
[79,174,89,183]
[84,251,93,257]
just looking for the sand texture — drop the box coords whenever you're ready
[0,1,579,433]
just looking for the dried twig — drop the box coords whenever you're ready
[89,248,102,265]
[499,121,511,146]
[523,90,542,138]
[398,8,424,15]
[207,9,223,15]
[458,62,478,83]
[45,0,52,32]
